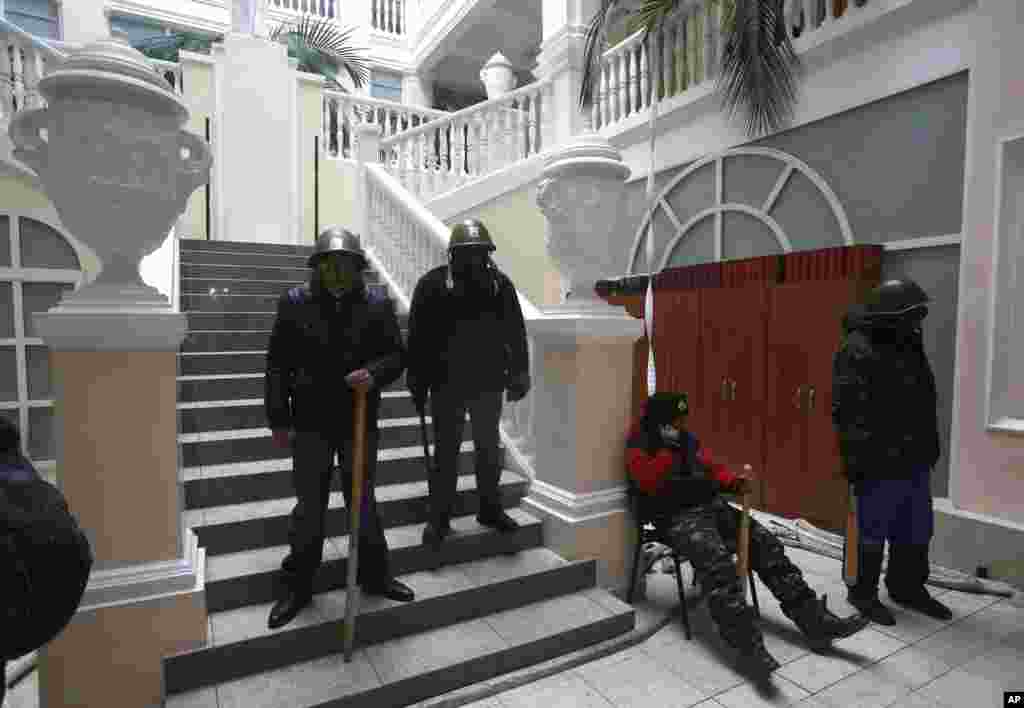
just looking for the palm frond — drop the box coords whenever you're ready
[717,0,801,137]
[579,0,625,109]
[271,14,369,89]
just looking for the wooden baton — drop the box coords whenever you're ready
[844,482,859,586]
[343,387,368,663]
[736,464,753,601]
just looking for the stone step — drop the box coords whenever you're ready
[183,308,406,332]
[188,469,526,556]
[182,331,273,352]
[177,370,410,392]
[178,249,313,268]
[182,264,316,282]
[179,422,465,468]
[200,508,544,613]
[163,549,606,698]
[179,239,315,257]
[182,443,478,509]
[180,293,281,313]
[167,571,632,707]
[178,393,420,432]
[182,278,307,296]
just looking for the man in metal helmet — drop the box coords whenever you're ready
[406,219,531,553]
[264,226,415,630]
[832,278,951,625]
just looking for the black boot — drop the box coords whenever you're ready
[847,542,896,626]
[477,503,519,533]
[422,513,452,551]
[885,543,952,620]
[362,577,415,603]
[268,587,313,630]
[784,594,870,650]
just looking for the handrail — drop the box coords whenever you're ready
[364,161,541,320]
[0,16,66,61]
[322,89,449,121]
[380,78,553,147]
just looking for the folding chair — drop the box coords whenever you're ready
[625,478,759,640]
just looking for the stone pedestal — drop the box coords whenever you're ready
[525,128,640,594]
[9,34,211,708]
[402,71,436,108]
[212,33,300,244]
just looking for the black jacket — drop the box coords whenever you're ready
[265,284,406,434]
[2,454,93,661]
[831,310,941,481]
[405,265,529,392]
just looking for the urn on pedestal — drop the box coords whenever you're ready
[480,52,518,100]
[535,130,631,305]
[8,32,212,313]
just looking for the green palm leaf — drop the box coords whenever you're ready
[270,14,369,90]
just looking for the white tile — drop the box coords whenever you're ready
[828,627,907,662]
[911,622,1003,669]
[216,650,380,708]
[714,675,809,708]
[811,666,913,708]
[496,672,614,708]
[576,648,708,707]
[864,646,953,690]
[957,642,1024,686]
[914,668,1007,708]
[366,619,506,684]
[774,651,864,693]
[643,635,747,696]
[883,691,955,708]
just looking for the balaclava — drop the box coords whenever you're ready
[316,253,364,299]
[642,392,689,449]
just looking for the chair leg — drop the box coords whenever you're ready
[626,537,644,605]
[748,568,760,616]
[673,558,692,640]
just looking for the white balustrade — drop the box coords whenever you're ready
[378,79,552,201]
[322,90,448,159]
[0,17,64,122]
[593,0,871,132]
[371,0,407,35]
[269,0,338,22]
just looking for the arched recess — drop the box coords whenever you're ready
[0,211,86,479]
[626,147,855,274]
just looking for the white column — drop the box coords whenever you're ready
[525,129,640,593]
[534,0,601,149]
[402,70,436,108]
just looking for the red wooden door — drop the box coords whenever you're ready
[652,288,706,438]
[764,282,810,518]
[698,287,734,465]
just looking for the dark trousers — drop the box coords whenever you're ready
[279,429,391,594]
[662,498,816,648]
[855,464,934,545]
[429,385,504,521]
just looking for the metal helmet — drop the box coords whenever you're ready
[448,219,496,252]
[861,279,930,318]
[308,227,366,268]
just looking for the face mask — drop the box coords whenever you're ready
[318,257,359,298]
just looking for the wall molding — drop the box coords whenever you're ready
[882,234,963,250]
[523,478,629,524]
[78,529,204,612]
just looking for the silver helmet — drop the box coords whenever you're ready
[308,227,366,268]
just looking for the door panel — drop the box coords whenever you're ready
[653,289,707,438]
[698,288,734,467]
[764,282,810,518]
[722,286,768,489]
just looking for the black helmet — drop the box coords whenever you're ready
[643,392,689,426]
[862,279,929,317]
[308,227,367,268]
[448,219,496,252]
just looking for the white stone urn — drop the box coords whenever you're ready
[9,32,211,313]
[535,130,631,305]
[479,52,518,99]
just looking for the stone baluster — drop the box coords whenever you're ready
[440,123,451,191]
[638,36,649,111]
[705,1,720,82]
[322,96,330,155]
[803,0,817,32]
[516,99,527,160]
[674,14,687,92]
[598,61,609,128]
[10,44,25,114]
[414,131,426,198]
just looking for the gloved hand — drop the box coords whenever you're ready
[505,372,531,402]
[407,373,428,412]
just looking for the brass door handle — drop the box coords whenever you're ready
[729,379,737,401]
[808,386,817,410]
[793,385,805,410]
[721,378,729,401]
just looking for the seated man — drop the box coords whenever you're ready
[626,392,869,676]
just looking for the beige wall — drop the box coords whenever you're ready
[446,182,563,307]
[180,55,215,240]
[318,160,360,235]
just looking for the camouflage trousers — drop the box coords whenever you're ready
[662,497,816,649]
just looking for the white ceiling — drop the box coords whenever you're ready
[427,0,542,99]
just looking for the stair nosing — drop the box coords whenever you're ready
[177,391,410,407]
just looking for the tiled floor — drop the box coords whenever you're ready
[5,548,1022,708]
[460,548,1024,708]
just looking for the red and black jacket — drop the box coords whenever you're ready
[625,417,739,523]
